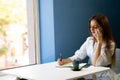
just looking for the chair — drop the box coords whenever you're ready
[114,48,120,74]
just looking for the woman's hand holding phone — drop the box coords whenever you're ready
[95,28,103,43]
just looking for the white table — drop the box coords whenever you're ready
[2,62,110,80]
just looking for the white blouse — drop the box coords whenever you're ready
[70,37,115,66]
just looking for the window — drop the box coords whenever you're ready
[0,0,39,69]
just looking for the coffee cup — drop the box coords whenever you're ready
[72,60,80,71]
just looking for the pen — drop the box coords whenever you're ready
[60,53,62,61]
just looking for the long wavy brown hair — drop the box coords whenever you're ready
[88,14,116,68]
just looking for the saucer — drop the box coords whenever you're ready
[71,67,82,71]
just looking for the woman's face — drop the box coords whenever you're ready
[90,20,102,38]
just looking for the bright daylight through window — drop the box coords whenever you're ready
[0,0,38,70]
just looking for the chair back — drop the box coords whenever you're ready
[114,48,120,74]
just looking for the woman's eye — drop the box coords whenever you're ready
[94,26,98,28]
[91,27,97,29]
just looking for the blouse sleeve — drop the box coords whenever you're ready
[69,38,89,61]
[96,41,115,66]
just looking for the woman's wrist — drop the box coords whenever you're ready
[63,58,72,65]
[98,41,102,45]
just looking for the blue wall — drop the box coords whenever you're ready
[39,0,120,63]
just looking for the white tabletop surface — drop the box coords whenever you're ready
[2,62,110,80]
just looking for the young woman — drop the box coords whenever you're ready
[57,14,116,80]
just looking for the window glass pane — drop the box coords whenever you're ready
[0,0,36,70]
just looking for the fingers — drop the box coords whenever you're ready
[97,28,103,37]
[57,58,63,65]
[95,28,103,42]
[95,28,102,36]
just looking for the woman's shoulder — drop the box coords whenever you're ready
[86,36,94,41]
[85,36,94,44]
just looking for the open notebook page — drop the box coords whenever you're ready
[56,62,87,68]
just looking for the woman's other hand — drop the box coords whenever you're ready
[57,58,72,65]
[57,58,64,65]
